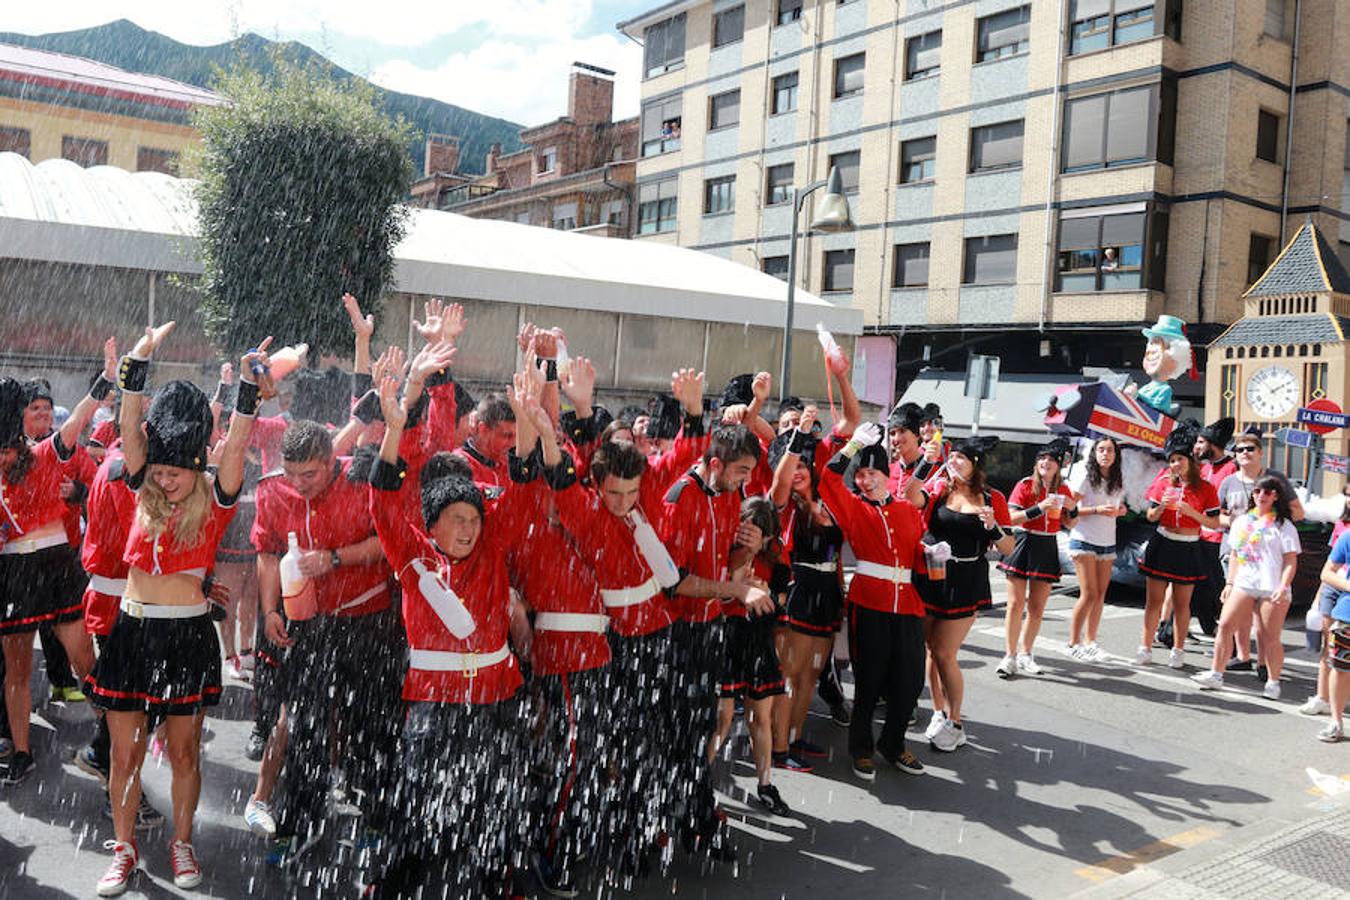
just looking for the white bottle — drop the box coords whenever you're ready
[628,510,681,589]
[411,558,476,638]
[280,532,316,621]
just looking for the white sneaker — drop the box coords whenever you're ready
[1016,653,1042,675]
[1263,680,1282,700]
[1133,646,1153,666]
[1064,644,1083,660]
[924,710,947,740]
[244,797,276,837]
[1191,670,1223,690]
[1168,648,1186,669]
[995,655,1016,679]
[1083,642,1106,662]
[931,718,966,752]
[1300,696,1331,716]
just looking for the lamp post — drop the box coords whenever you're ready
[781,165,854,401]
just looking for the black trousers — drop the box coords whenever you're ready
[1191,540,1224,635]
[668,619,725,837]
[846,607,925,761]
[274,606,405,841]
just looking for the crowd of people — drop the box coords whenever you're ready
[0,297,1345,898]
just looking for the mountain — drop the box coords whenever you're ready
[0,18,523,175]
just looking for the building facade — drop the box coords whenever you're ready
[411,65,640,238]
[0,43,220,174]
[619,0,1350,391]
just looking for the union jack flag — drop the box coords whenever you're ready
[1045,382,1176,451]
[1322,453,1349,475]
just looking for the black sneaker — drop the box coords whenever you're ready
[851,756,876,781]
[879,748,925,776]
[772,750,813,773]
[755,783,791,817]
[244,728,267,762]
[74,745,110,785]
[3,751,34,785]
[102,794,166,831]
[1228,659,1254,672]
[531,852,579,899]
[829,700,852,727]
[1257,664,1269,683]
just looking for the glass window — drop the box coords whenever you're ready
[136,147,179,175]
[766,163,794,205]
[900,136,936,183]
[1055,210,1148,291]
[1071,0,1159,54]
[823,249,855,292]
[1106,87,1150,164]
[713,5,745,48]
[777,0,803,26]
[641,96,682,157]
[637,177,678,234]
[963,234,1018,285]
[762,256,789,280]
[772,72,799,114]
[905,31,942,80]
[1264,0,1288,39]
[1248,234,1275,285]
[1062,84,1163,172]
[894,243,930,287]
[834,53,865,98]
[537,146,557,173]
[643,14,687,77]
[62,136,108,168]
[704,175,736,214]
[970,120,1024,172]
[709,90,740,130]
[1114,0,1155,43]
[0,126,31,158]
[828,150,861,193]
[977,6,1031,62]
[1257,110,1280,163]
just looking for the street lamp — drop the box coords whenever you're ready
[781,165,854,401]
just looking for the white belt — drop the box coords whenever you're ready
[1,532,68,555]
[600,577,662,609]
[89,575,128,596]
[120,599,210,620]
[854,561,913,584]
[1158,528,1200,543]
[334,583,388,613]
[793,560,836,573]
[949,555,983,564]
[409,644,511,673]
[534,612,609,634]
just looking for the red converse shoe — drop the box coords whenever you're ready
[97,840,138,896]
[170,839,202,889]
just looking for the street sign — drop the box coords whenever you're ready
[1275,427,1314,448]
[1298,399,1347,435]
[964,354,999,400]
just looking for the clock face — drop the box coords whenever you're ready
[1246,364,1300,419]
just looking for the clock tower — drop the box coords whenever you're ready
[1207,220,1350,490]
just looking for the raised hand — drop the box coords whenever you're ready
[343,293,374,339]
[559,355,596,408]
[370,344,407,389]
[240,337,274,393]
[531,327,563,359]
[414,298,446,343]
[219,362,234,385]
[720,403,749,425]
[516,321,539,353]
[131,320,176,359]
[826,346,851,378]
[377,371,406,430]
[852,421,884,447]
[671,368,706,416]
[798,405,818,435]
[102,337,118,380]
[522,344,546,394]
[409,340,457,383]
[442,302,466,343]
[751,371,772,404]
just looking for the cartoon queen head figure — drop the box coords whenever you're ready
[1127,315,1191,415]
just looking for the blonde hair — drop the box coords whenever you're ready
[137,469,213,550]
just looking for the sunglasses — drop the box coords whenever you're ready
[1233,446,1260,454]
[1252,487,1279,496]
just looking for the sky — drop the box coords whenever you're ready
[2,1,655,126]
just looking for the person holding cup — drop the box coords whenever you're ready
[1065,437,1126,662]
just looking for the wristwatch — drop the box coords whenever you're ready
[330,549,342,570]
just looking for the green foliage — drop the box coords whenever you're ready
[192,59,413,359]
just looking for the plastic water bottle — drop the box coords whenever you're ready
[411,558,476,638]
[280,532,317,621]
[628,510,681,589]
[816,323,845,371]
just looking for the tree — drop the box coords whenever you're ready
[192,60,414,358]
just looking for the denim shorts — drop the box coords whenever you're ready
[1068,538,1117,560]
[1318,583,1339,618]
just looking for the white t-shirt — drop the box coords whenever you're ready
[1067,469,1125,547]
[1225,514,1301,594]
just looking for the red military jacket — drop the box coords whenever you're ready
[1145,471,1221,531]
[1200,456,1237,544]
[454,440,506,491]
[886,452,924,498]
[82,446,135,636]
[1007,478,1076,535]
[662,467,744,623]
[251,457,391,617]
[0,434,81,542]
[123,472,236,576]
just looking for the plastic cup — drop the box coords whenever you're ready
[925,546,947,582]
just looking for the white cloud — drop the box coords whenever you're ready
[370,33,642,127]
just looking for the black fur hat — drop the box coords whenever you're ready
[1200,417,1236,448]
[1036,436,1073,464]
[421,474,485,531]
[776,395,805,421]
[145,380,213,472]
[1163,424,1199,459]
[767,429,817,471]
[0,378,25,448]
[21,378,53,407]
[887,402,924,435]
[855,442,890,473]
[720,373,756,409]
[953,434,1000,468]
[646,394,683,441]
[920,402,942,424]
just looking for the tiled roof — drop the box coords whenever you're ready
[1244,219,1350,297]
[1209,313,1349,347]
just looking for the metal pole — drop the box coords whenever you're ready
[781,188,805,402]
[971,397,982,435]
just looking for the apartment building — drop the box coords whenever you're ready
[619,0,1350,387]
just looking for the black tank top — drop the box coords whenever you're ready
[787,502,843,565]
[928,500,994,560]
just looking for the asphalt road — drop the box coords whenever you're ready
[1,574,1346,899]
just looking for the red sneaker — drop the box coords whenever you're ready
[97,840,138,896]
[170,839,202,889]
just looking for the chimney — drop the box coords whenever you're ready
[568,62,614,127]
[424,134,460,176]
[486,142,502,173]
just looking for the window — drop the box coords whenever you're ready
[1247,234,1275,285]
[823,249,855,292]
[641,96,682,156]
[833,53,865,98]
[552,202,577,230]
[900,136,936,183]
[970,120,1024,172]
[963,234,1018,284]
[777,0,803,26]
[644,14,687,77]
[828,150,861,193]
[638,177,678,234]
[704,175,736,214]
[766,163,794,205]
[1069,0,1158,55]
[1264,0,1288,39]
[893,243,930,287]
[537,146,557,173]
[772,72,799,114]
[62,136,108,168]
[1256,110,1280,163]
[905,31,942,80]
[713,5,745,48]
[762,256,789,280]
[0,126,31,158]
[1220,365,1238,418]
[136,147,179,174]
[977,6,1031,62]
[709,90,740,130]
[1062,82,1175,172]
[1056,209,1147,291]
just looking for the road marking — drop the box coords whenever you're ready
[799,851,874,873]
[1074,825,1221,882]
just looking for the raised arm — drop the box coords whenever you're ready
[829,348,861,438]
[117,321,177,475]
[216,339,272,498]
[559,354,596,423]
[344,293,375,377]
[771,406,817,510]
[745,372,777,446]
[59,336,118,456]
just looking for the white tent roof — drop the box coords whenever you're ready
[0,152,862,334]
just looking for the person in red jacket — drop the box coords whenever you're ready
[1190,417,1236,637]
[809,421,928,781]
